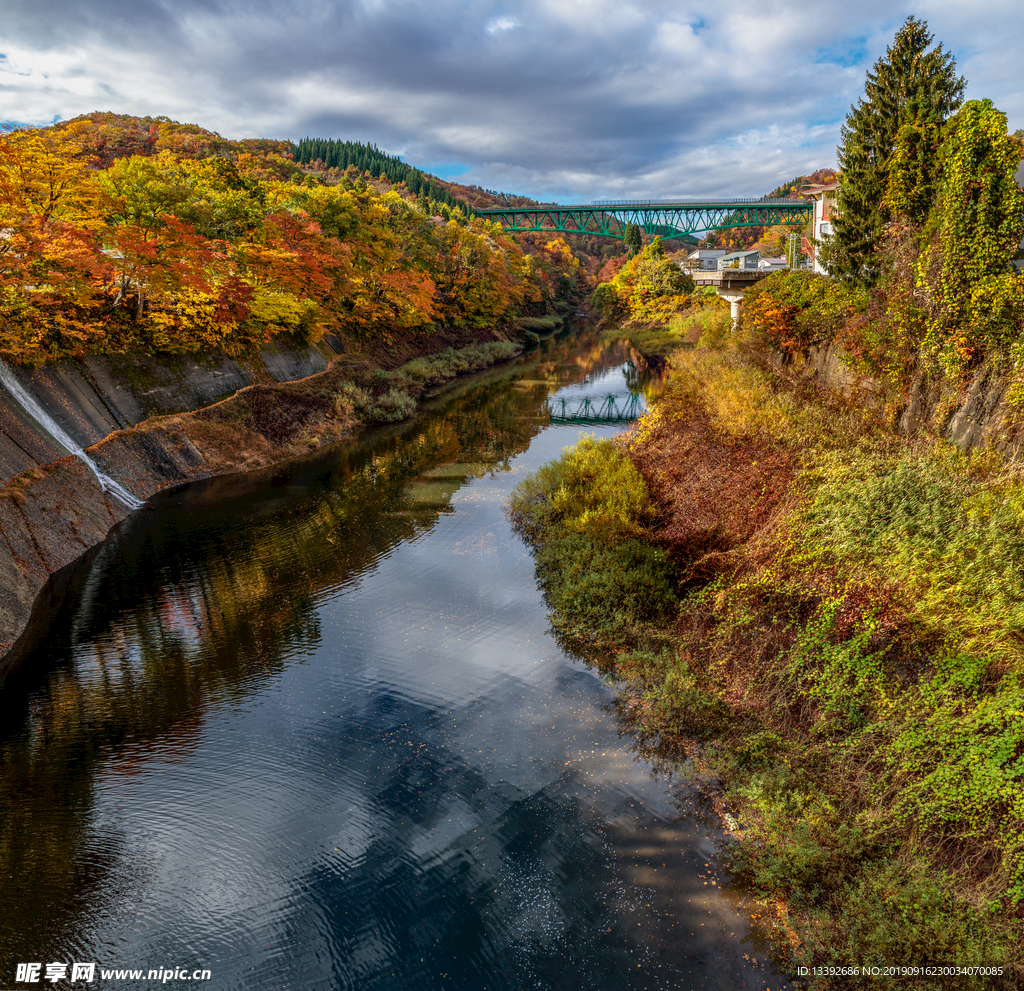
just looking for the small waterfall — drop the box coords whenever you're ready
[0,360,143,510]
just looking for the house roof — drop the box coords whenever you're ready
[801,182,840,197]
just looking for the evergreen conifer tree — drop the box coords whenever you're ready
[831,16,964,281]
[624,223,643,255]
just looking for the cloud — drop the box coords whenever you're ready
[485,16,519,34]
[0,0,1021,199]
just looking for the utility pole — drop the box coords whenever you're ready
[786,232,802,269]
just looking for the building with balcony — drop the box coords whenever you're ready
[800,182,839,274]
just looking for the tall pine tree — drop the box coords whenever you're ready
[830,16,964,281]
[624,223,643,255]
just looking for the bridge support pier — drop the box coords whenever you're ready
[715,286,745,330]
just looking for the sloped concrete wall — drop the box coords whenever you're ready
[0,342,328,485]
[0,425,210,664]
[0,339,330,664]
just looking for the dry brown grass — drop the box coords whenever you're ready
[628,401,795,582]
[0,467,49,505]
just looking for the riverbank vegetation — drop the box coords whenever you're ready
[510,329,1024,985]
[591,235,732,359]
[0,113,588,365]
[514,15,1024,988]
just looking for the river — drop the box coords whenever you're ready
[0,331,791,990]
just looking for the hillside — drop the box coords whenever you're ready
[50,113,542,216]
[699,168,837,252]
[44,113,791,269]
[0,113,593,367]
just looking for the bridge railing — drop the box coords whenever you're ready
[587,197,809,207]
[475,198,810,212]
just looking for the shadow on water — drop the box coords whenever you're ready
[0,331,791,990]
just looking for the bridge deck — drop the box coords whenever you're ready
[474,199,812,240]
[691,269,773,285]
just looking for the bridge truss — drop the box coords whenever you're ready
[474,199,812,240]
[546,393,645,426]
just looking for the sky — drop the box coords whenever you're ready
[1,0,1022,202]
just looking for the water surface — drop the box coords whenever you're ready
[0,333,791,990]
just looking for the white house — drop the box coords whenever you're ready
[717,250,760,271]
[758,255,788,272]
[683,248,727,272]
[801,182,839,274]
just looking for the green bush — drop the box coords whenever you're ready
[799,448,1024,653]
[508,435,661,544]
[534,532,678,646]
[357,387,416,423]
[508,435,678,648]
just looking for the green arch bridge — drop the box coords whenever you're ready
[474,198,811,240]
[546,393,645,426]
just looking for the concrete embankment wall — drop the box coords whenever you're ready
[0,341,332,662]
[0,342,329,484]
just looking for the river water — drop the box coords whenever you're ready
[0,332,791,991]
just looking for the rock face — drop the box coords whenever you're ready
[0,457,128,660]
[769,342,1024,456]
[0,341,330,668]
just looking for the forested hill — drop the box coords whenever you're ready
[767,167,838,198]
[293,137,467,213]
[0,111,593,366]
[43,113,536,215]
[50,112,294,166]
[42,112,829,221]
[292,137,541,212]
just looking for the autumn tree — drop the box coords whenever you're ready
[0,128,111,358]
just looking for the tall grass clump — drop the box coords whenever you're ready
[343,340,520,424]
[670,307,732,349]
[508,436,678,648]
[517,314,563,332]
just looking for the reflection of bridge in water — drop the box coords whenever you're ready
[546,392,645,425]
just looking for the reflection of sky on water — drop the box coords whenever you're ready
[1,341,790,991]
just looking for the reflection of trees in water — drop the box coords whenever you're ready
[624,348,670,398]
[0,330,635,969]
